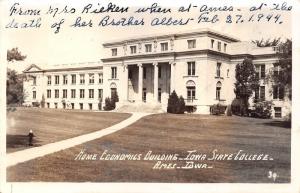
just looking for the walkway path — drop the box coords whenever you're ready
[7,112,150,167]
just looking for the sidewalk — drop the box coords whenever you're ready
[7,112,150,167]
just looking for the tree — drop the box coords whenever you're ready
[252,37,281,47]
[234,58,259,116]
[167,90,185,114]
[268,39,292,100]
[104,91,119,111]
[7,47,26,62]
[6,69,25,105]
[7,48,27,105]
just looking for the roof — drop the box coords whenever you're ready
[103,28,241,47]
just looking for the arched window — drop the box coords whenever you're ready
[110,82,117,97]
[216,81,222,100]
[186,80,196,101]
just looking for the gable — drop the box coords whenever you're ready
[23,64,43,73]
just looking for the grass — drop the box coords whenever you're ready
[7,113,291,183]
[6,107,131,153]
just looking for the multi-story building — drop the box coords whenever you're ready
[23,63,104,110]
[23,28,291,118]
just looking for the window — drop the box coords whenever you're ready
[63,89,67,98]
[130,46,137,54]
[47,89,51,98]
[55,89,59,98]
[79,103,83,110]
[216,82,222,100]
[63,75,68,85]
[254,87,259,100]
[216,63,221,77]
[158,66,162,78]
[80,89,85,98]
[211,39,214,48]
[33,77,36,85]
[111,88,117,98]
[47,103,50,108]
[71,74,76,84]
[71,103,74,109]
[260,64,266,78]
[274,107,282,118]
[55,75,59,85]
[143,88,147,102]
[187,39,196,49]
[89,73,94,84]
[71,89,76,98]
[89,89,94,99]
[98,73,103,84]
[217,42,221,51]
[33,91,36,99]
[273,85,284,99]
[273,63,282,78]
[224,43,227,52]
[158,88,162,102]
[80,74,85,84]
[63,102,66,109]
[145,44,152,52]
[47,76,51,85]
[111,67,117,79]
[227,69,229,77]
[187,61,195,76]
[161,42,168,51]
[260,86,265,99]
[111,48,117,56]
[143,67,147,79]
[187,87,196,101]
[89,103,93,110]
[54,103,58,109]
[98,89,103,99]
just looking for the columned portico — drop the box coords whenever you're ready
[153,62,158,102]
[137,63,143,102]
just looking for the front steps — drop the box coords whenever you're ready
[115,102,165,113]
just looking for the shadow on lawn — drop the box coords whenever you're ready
[261,121,291,129]
[6,134,41,148]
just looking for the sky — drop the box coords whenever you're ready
[2,0,292,72]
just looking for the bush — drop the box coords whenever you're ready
[41,94,45,108]
[231,98,248,116]
[249,101,272,119]
[210,103,227,115]
[226,105,232,116]
[104,91,119,111]
[167,90,185,114]
[32,102,40,107]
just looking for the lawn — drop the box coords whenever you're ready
[7,113,291,183]
[6,107,131,153]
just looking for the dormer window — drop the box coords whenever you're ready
[217,42,221,51]
[211,39,215,48]
[130,46,137,54]
[161,42,168,51]
[145,44,152,52]
[111,48,117,56]
[187,39,196,49]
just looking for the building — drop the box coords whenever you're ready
[23,28,291,118]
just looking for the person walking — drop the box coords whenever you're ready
[28,130,35,146]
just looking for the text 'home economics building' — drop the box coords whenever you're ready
[23,28,291,118]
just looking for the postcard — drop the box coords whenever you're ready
[1,0,300,192]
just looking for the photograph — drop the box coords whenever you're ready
[1,0,299,192]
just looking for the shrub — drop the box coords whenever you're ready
[250,101,272,119]
[231,98,248,116]
[41,94,45,108]
[104,91,119,111]
[226,105,232,116]
[32,102,40,107]
[210,103,227,115]
[167,90,185,114]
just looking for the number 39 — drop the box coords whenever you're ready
[268,171,278,182]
